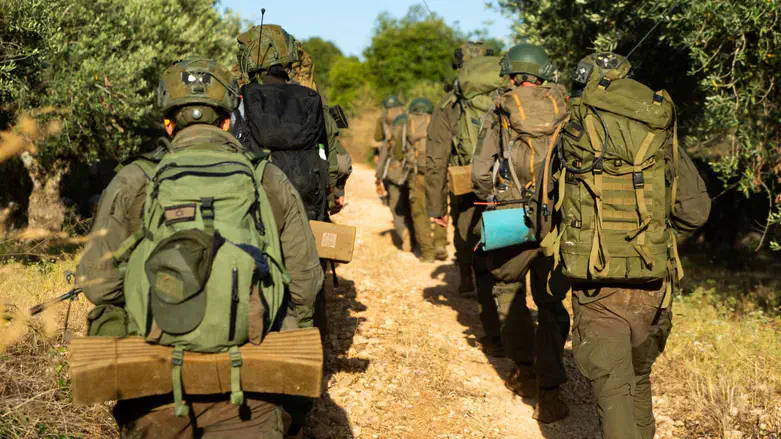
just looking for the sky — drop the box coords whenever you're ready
[219,0,517,58]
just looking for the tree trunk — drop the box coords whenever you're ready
[20,152,68,232]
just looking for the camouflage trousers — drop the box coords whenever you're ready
[409,174,447,259]
[572,281,672,439]
[114,394,288,439]
[487,250,570,388]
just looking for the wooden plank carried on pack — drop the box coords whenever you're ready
[448,165,473,196]
[309,220,356,263]
[69,328,323,406]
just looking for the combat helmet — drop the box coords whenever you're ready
[453,41,494,70]
[290,39,317,91]
[156,58,239,123]
[409,97,433,114]
[500,43,554,81]
[382,95,403,109]
[237,24,300,75]
[572,52,631,86]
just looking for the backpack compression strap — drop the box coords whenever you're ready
[583,114,609,277]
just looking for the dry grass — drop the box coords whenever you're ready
[653,288,781,439]
[0,258,115,438]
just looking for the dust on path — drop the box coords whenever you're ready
[305,163,601,439]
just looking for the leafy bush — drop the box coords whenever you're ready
[495,0,781,247]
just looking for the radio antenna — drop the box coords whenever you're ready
[256,8,266,72]
[619,0,682,66]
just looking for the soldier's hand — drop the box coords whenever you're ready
[376,181,387,197]
[330,196,346,215]
[431,216,449,228]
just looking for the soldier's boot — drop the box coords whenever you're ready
[533,386,570,423]
[479,335,506,358]
[505,363,537,397]
[458,264,475,295]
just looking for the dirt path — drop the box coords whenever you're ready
[305,164,602,439]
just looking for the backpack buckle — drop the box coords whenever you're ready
[633,172,645,189]
[229,349,243,368]
[571,219,582,229]
[200,197,215,220]
[652,93,664,106]
[598,78,611,90]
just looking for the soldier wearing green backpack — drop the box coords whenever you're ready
[471,43,571,423]
[76,59,323,438]
[546,53,711,439]
[426,42,506,357]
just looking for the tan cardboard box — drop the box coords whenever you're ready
[448,165,473,196]
[309,221,356,263]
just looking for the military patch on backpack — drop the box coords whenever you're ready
[164,204,197,225]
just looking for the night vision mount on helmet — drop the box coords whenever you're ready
[156,59,239,116]
[500,43,554,82]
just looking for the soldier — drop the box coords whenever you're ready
[425,42,504,357]
[375,95,414,251]
[471,43,571,423]
[233,24,348,219]
[397,97,448,262]
[76,59,323,437]
[551,53,711,438]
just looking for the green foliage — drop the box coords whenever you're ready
[496,0,781,248]
[300,37,343,89]
[1,0,241,167]
[405,81,446,110]
[364,5,462,100]
[0,0,63,128]
[326,56,373,112]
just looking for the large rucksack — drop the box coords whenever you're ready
[405,112,432,174]
[547,73,680,283]
[235,82,329,221]
[384,114,411,186]
[120,145,289,416]
[496,83,568,242]
[449,56,508,166]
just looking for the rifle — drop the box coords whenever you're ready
[27,271,81,341]
[29,287,83,316]
[474,199,525,207]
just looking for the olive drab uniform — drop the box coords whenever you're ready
[425,90,501,345]
[76,124,323,438]
[376,103,414,250]
[551,53,711,439]
[471,82,571,395]
[570,144,709,439]
[396,99,447,261]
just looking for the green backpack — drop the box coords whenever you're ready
[447,56,508,166]
[118,144,289,416]
[548,73,681,283]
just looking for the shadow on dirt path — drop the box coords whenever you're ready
[422,256,601,439]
